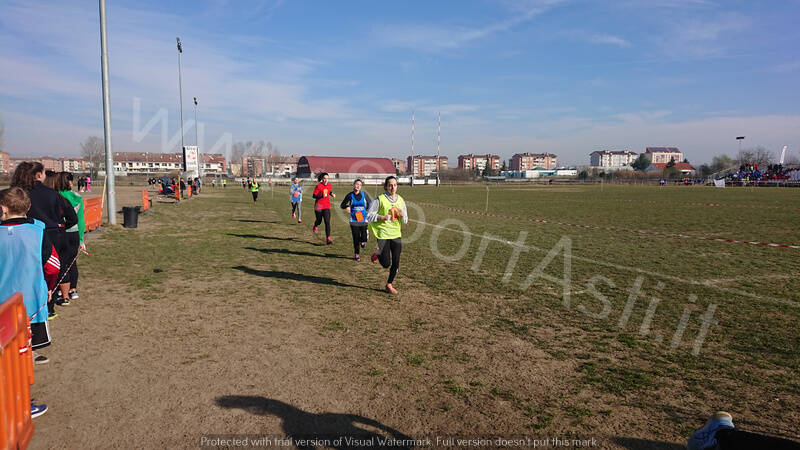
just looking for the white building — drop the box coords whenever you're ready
[589,150,637,170]
[645,147,683,164]
[112,152,226,175]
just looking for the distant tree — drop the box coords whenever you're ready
[699,164,713,177]
[501,161,508,172]
[711,154,735,172]
[683,158,689,164]
[631,154,651,171]
[0,118,4,149]
[664,165,681,179]
[753,146,773,166]
[578,170,588,180]
[80,136,105,176]
[666,158,676,168]
[786,153,800,165]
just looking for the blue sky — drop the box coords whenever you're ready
[1,0,798,166]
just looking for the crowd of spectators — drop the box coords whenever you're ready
[725,163,799,183]
[1,161,89,419]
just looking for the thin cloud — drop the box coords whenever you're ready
[374,1,565,51]
[588,33,632,47]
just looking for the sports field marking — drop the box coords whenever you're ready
[406,218,799,309]
[413,201,800,249]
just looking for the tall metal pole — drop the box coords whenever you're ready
[177,38,185,151]
[193,96,200,177]
[411,110,415,177]
[436,111,441,185]
[99,0,116,224]
[177,38,185,191]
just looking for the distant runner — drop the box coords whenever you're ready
[250,180,259,203]
[312,172,335,245]
[290,177,303,223]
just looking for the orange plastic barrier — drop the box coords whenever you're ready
[0,293,35,450]
[141,190,150,211]
[83,197,103,232]
[187,186,192,198]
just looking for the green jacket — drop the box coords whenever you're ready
[59,190,85,242]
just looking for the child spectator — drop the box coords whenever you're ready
[0,187,61,418]
[57,172,86,301]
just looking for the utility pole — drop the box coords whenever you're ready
[194,96,200,176]
[99,0,116,224]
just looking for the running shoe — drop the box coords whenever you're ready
[298,219,302,223]
[292,213,296,219]
[47,312,58,320]
[69,291,79,300]
[31,403,48,419]
[360,242,366,248]
[33,352,49,365]
[354,254,360,261]
[688,411,734,450]
[385,283,398,294]
[313,226,318,233]
[55,296,69,306]
[326,236,333,245]
[371,249,379,264]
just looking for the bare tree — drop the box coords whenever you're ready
[737,147,774,167]
[80,136,105,176]
[266,142,281,176]
[711,154,735,172]
[0,118,5,150]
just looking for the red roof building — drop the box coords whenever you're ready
[646,162,695,174]
[296,156,396,179]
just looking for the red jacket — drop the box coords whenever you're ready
[312,183,333,210]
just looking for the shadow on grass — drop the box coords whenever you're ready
[245,247,351,260]
[216,396,415,449]
[233,266,369,290]
[227,233,325,246]
[612,437,684,450]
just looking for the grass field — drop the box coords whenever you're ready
[31,182,800,448]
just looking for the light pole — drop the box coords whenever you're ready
[193,96,201,177]
[177,37,185,189]
[736,136,745,153]
[99,0,116,224]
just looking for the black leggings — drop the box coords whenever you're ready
[251,191,258,202]
[715,429,800,449]
[314,209,331,238]
[350,224,368,254]
[65,231,79,289]
[377,238,402,284]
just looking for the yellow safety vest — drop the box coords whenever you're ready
[369,193,405,240]
[251,182,259,192]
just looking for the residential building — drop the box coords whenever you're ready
[509,153,557,171]
[645,147,683,164]
[241,154,299,178]
[457,154,501,172]
[391,158,406,175]
[407,155,448,177]
[589,150,638,170]
[296,156,395,179]
[112,152,226,175]
[0,151,9,174]
[6,156,61,173]
[60,157,90,173]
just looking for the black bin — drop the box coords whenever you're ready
[123,206,140,228]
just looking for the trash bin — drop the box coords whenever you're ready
[123,206,140,228]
